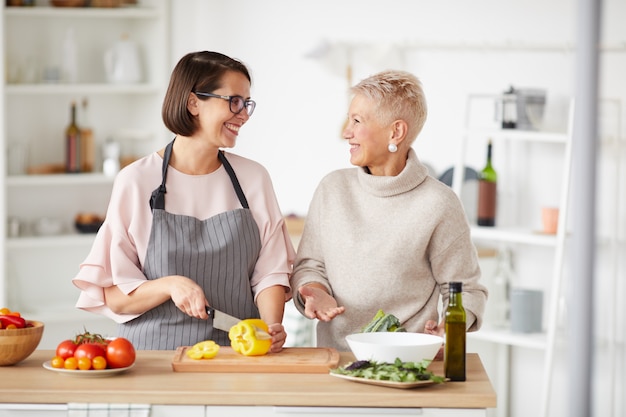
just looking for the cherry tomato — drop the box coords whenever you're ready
[74,342,106,361]
[106,337,136,369]
[50,356,65,369]
[56,339,78,360]
[64,357,78,370]
[77,357,92,371]
[92,356,107,370]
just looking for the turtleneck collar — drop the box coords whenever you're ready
[356,148,429,197]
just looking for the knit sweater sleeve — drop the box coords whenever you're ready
[426,184,487,331]
[291,175,333,315]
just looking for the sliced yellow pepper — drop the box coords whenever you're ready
[228,319,272,356]
[186,340,220,360]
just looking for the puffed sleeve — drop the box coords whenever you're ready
[73,159,157,323]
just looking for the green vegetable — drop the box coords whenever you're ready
[331,358,445,383]
[361,309,406,333]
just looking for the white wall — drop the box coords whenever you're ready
[170,0,625,216]
[168,2,626,417]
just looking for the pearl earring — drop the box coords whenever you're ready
[388,143,398,153]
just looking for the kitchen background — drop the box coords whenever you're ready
[1,1,625,417]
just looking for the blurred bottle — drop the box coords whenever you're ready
[444,281,466,381]
[477,139,497,226]
[102,137,120,177]
[491,248,514,328]
[79,98,94,172]
[65,101,81,173]
[62,27,78,84]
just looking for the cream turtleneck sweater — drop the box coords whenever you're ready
[292,148,487,351]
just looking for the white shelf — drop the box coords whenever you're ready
[458,95,574,417]
[1,0,169,313]
[6,173,114,187]
[5,83,162,95]
[6,234,96,249]
[470,226,558,247]
[463,128,569,144]
[468,327,547,350]
[4,6,162,19]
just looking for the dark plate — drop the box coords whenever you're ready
[75,222,103,234]
[438,166,479,187]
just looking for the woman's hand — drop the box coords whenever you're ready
[266,322,287,353]
[168,275,209,319]
[299,286,345,321]
[104,274,208,317]
[425,319,445,361]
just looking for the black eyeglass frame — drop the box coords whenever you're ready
[193,92,256,116]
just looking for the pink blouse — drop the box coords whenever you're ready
[73,151,295,323]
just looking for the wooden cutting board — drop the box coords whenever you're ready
[171,346,340,374]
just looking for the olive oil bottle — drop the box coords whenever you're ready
[444,281,466,381]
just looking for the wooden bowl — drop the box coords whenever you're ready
[0,321,44,366]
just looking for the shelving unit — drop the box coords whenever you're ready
[1,1,170,348]
[453,94,574,417]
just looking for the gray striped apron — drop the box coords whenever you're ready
[118,139,261,350]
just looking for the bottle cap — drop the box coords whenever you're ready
[449,282,463,293]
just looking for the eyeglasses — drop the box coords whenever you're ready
[193,92,256,116]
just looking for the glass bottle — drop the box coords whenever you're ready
[444,281,466,381]
[79,98,94,172]
[65,101,81,173]
[477,139,497,226]
[491,248,514,328]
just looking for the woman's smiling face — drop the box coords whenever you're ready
[193,70,252,149]
[343,94,391,172]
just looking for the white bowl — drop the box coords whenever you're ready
[346,332,443,363]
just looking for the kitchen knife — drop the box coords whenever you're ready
[206,307,271,340]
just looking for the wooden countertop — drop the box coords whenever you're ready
[0,350,496,409]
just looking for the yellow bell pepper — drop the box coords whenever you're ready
[228,319,272,356]
[186,340,220,360]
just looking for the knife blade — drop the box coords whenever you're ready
[206,307,271,340]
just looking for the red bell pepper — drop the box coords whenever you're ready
[0,315,26,329]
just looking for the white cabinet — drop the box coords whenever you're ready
[453,94,574,417]
[1,1,170,345]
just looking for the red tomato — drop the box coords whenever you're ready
[56,339,78,360]
[74,342,106,361]
[106,337,136,369]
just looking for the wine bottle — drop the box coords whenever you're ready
[79,98,94,172]
[65,101,81,173]
[477,139,497,226]
[444,281,466,381]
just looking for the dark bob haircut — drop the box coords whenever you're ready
[161,51,252,137]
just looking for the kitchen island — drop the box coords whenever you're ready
[0,350,496,417]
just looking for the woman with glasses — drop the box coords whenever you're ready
[291,70,487,351]
[73,51,294,351]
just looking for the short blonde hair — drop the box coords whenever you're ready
[350,70,427,144]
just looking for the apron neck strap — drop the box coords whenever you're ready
[149,138,174,211]
[219,151,249,209]
[149,139,250,211]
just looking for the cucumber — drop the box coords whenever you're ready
[361,309,406,333]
